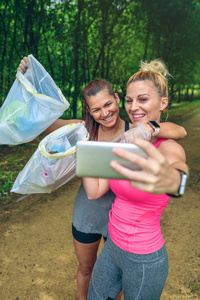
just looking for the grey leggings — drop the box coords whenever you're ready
[87,236,168,300]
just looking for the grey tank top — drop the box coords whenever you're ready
[72,120,130,237]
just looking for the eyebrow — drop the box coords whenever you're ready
[125,93,150,99]
[138,93,150,97]
[90,99,112,111]
[90,107,99,112]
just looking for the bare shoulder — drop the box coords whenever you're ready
[158,139,186,161]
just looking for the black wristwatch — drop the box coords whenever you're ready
[147,121,160,136]
[167,169,188,198]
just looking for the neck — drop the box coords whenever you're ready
[98,117,126,141]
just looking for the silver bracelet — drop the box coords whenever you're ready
[137,123,152,140]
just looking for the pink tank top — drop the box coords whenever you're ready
[108,139,171,254]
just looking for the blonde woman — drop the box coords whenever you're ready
[82,60,188,300]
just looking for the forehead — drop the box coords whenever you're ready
[126,80,158,96]
[87,90,114,108]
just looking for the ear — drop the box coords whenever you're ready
[115,93,120,105]
[160,97,168,111]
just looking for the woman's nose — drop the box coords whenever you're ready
[101,108,108,116]
[130,100,139,111]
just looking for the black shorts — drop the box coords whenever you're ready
[72,224,107,244]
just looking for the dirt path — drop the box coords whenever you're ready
[0,111,200,300]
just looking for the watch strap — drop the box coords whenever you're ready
[147,121,160,137]
[167,169,187,197]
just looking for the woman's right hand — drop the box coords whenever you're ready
[110,138,188,195]
[17,57,29,74]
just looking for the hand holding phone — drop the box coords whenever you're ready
[75,141,147,179]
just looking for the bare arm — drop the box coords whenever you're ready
[110,138,188,195]
[144,122,187,140]
[82,177,110,200]
[121,121,187,144]
[45,118,83,134]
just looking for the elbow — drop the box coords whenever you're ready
[181,127,187,139]
[88,195,97,200]
[84,190,101,200]
[87,193,99,200]
[176,127,187,140]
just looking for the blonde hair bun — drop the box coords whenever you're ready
[139,59,171,80]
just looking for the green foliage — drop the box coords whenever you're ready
[0,142,38,209]
[163,100,200,123]
[0,0,200,115]
[189,282,200,297]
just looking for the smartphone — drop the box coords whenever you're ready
[75,140,147,179]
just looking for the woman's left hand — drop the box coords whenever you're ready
[110,138,188,195]
[113,124,151,143]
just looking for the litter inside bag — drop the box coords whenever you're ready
[0,54,70,145]
[46,135,72,154]
[11,123,89,194]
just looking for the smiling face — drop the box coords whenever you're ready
[125,80,168,127]
[86,89,120,128]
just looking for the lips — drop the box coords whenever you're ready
[130,114,146,122]
[133,114,145,119]
[102,114,114,121]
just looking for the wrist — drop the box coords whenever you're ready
[137,123,151,140]
[147,121,160,136]
[143,122,154,134]
[167,169,188,197]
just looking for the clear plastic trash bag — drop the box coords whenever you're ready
[11,123,89,194]
[0,54,70,145]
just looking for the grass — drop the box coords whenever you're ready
[0,136,45,212]
[189,281,200,297]
[1,99,200,212]
[164,100,200,122]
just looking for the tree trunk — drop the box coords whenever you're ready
[73,0,83,118]
[177,88,181,103]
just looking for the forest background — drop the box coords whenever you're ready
[0,2,200,298]
[1,0,200,120]
[1,0,200,207]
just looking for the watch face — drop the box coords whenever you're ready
[149,121,160,128]
[178,171,187,195]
